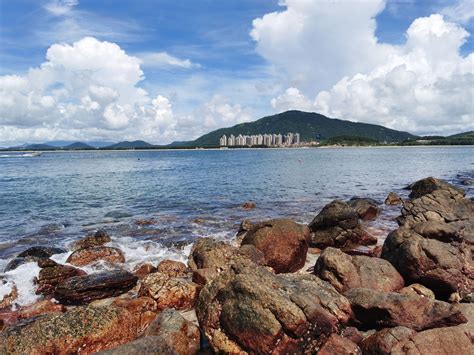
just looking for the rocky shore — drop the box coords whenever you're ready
[0,176,472,354]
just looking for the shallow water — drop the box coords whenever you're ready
[0,147,472,305]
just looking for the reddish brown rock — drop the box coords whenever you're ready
[241,218,310,273]
[345,288,467,331]
[348,197,380,221]
[385,192,403,205]
[17,299,65,320]
[341,327,365,344]
[399,283,435,299]
[197,260,352,354]
[315,248,404,293]
[156,259,189,277]
[5,246,67,272]
[66,246,125,266]
[70,230,111,251]
[133,263,157,279]
[318,334,361,355]
[138,272,199,311]
[242,201,256,210]
[360,326,417,354]
[0,279,17,309]
[408,177,465,199]
[36,260,86,295]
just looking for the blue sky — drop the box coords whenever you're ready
[0,0,472,145]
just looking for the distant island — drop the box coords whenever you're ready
[2,110,473,151]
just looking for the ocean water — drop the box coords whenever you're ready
[0,147,473,306]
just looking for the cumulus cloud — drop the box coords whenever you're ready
[138,52,200,69]
[253,2,473,135]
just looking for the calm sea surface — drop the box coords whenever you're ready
[0,147,473,268]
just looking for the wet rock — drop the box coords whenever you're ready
[36,260,86,295]
[5,246,67,272]
[408,176,465,199]
[314,248,404,293]
[0,305,141,354]
[359,326,417,354]
[97,336,175,355]
[318,334,361,355]
[133,263,157,279]
[0,279,18,309]
[135,218,157,226]
[348,197,379,221]
[157,259,189,278]
[66,246,125,266]
[188,237,265,285]
[345,288,467,331]
[242,201,256,210]
[385,192,403,205]
[17,299,65,320]
[236,219,256,241]
[197,260,352,354]
[462,178,473,186]
[382,226,473,299]
[54,270,138,305]
[399,283,435,299]
[309,200,377,250]
[145,308,200,354]
[138,272,199,311]
[241,218,310,273]
[70,230,111,251]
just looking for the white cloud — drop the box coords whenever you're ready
[441,0,474,24]
[138,52,200,69]
[271,87,315,112]
[44,0,79,16]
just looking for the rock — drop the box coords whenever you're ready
[242,201,256,210]
[0,279,18,309]
[345,288,467,331]
[348,197,379,221]
[66,246,125,266]
[54,270,138,305]
[462,178,473,186]
[399,284,435,299]
[309,200,377,250]
[408,177,465,199]
[385,192,403,205]
[17,299,65,320]
[359,326,417,354]
[411,220,464,243]
[111,297,159,333]
[97,336,176,354]
[241,218,310,273]
[314,248,404,293]
[4,246,67,272]
[36,261,86,295]
[382,226,474,299]
[145,308,200,354]
[133,263,157,279]
[236,219,255,237]
[197,260,352,354]
[138,272,199,311]
[156,260,189,277]
[70,230,111,251]
[188,237,265,285]
[0,305,142,354]
[341,327,365,344]
[318,334,361,355]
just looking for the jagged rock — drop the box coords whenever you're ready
[66,246,125,266]
[309,200,377,250]
[133,263,157,279]
[54,270,138,305]
[341,327,365,344]
[97,336,175,355]
[314,248,404,293]
[0,305,142,354]
[145,308,200,354]
[385,192,403,205]
[408,177,465,199]
[70,230,111,251]
[399,284,435,299]
[156,259,189,278]
[17,299,65,320]
[0,278,18,309]
[241,218,310,273]
[318,334,361,355]
[138,272,199,311]
[197,260,352,354]
[382,226,474,299]
[36,260,86,295]
[359,326,417,354]
[348,197,379,221]
[345,288,466,331]
[188,237,265,285]
[4,246,67,272]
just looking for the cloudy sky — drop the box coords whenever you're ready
[0,0,472,146]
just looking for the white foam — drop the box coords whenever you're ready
[2,262,41,308]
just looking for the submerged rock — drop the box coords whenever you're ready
[348,197,379,221]
[197,260,352,354]
[66,246,125,266]
[385,192,403,205]
[241,218,310,273]
[309,200,377,250]
[70,230,111,251]
[54,270,138,305]
[5,246,67,272]
[314,248,404,293]
[242,201,257,210]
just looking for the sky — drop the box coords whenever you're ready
[0,0,473,146]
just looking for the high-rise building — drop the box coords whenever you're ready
[294,133,300,145]
[220,132,300,147]
[219,135,227,146]
[228,134,235,146]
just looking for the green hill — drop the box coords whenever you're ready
[185,110,418,147]
[63,142,95,150]
[102,140,155,149]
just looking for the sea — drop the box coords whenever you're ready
[0,146,473,306]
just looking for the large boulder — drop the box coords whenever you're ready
[314,248,404,293]
[348,197,379,221]
[318,334,361,355]
[309,200,377,249]
[70,230,111,251]
[241,218,310,273]
[156,259,189,278]
[0,305,142,354]
[97,336,175,355]
[35,259,86,295]
[345,288,466,331]
[138,272,199,311]
[54,270,138,305]
[66,246,125,266]
[197,260,352,354]
[359,326,417,354]
[408,177,465,199]
[188,237,265,285]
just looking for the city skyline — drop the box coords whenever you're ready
[220,132,300,147]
